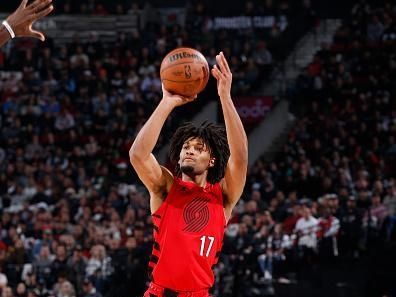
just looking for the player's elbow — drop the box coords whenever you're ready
[129,145,143,166]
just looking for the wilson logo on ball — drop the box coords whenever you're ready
[169,51,202,62]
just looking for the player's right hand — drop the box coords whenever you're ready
[161,84,197,107]
[212,52,232,101]
[6,0,54,41]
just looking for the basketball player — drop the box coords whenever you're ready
[0,0,53,48]
[129,52,248,297]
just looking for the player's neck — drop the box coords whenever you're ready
[181,172,208,188]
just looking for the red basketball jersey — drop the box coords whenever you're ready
[148,177,227,291]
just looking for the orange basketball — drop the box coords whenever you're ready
[160,47,210,97]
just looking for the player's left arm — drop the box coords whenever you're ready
[0,0,54,48]
[212,52,248,218]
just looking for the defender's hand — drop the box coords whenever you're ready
[211,51,232,100]
[6,0,54,41]
[162,84,197,107]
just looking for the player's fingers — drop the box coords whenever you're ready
[213,64,226,79]
[211,68,219,80]
[28,0,52,14]
[215,54,226,73]
[179,95,195,102]
[220,52,231,74]
[216,53,229,75]
[20,0,28,9]
[27,0,45,11]
[32,4,54,20]
[211,66,222,80]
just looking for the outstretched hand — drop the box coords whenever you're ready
[161,84,197,107]
[211,51,232,100]
[6,0,54,41]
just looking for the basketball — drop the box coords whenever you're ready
[160,47,210,97]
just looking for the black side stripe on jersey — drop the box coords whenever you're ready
[152,214,161,219]
[153,241,161,251]
[147,266,153,280]
[163,289,178,297]
[150,254,159,264]
[153,225,159,232]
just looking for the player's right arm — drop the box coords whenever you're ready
[129,85,196,213]
[0,0,54,48]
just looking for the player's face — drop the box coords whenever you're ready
[179,137,214,175]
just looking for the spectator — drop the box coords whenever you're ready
[294,202,318,250]
[367,194,388,228]
[1,286,14,297]
[85,245,112,293]
[32,245,53,287]
[50,245,69,286]
[81,277,101,297]
[383,183,396,216]
[0,266,8,291]
[257,223,291,281]
[66,246,86,296]
[255,225,271,280]
[57,281,76,297]
[317,206,340,263]
[15,282,27,297]
[367,15,384,42]
[70,46,89,69]
[283,202,302,234]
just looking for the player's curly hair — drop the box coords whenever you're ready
[169,121,230,184]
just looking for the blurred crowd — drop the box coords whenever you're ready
[223,0,394,296]
[2,1,394,297]
[211,0,395,296]
[41,0,312,18]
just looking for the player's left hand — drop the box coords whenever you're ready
[6,0,54,41]
[161,84,197,107]
[211,51,232,100]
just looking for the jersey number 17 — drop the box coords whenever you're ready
[200,236,215,257]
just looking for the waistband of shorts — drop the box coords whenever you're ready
[148,282,209,297]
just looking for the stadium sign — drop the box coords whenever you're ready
[207,15,287,30]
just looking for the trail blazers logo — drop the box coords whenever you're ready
[183,197,210,233]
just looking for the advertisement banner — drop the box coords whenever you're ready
[233,96,273,126]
